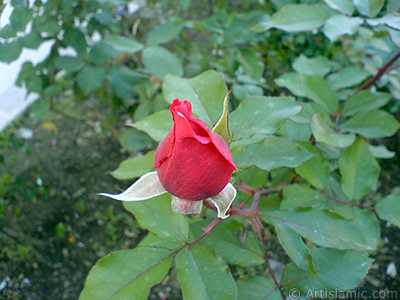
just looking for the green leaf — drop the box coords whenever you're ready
[235,166,269,188]
[64,28,87,57]
[295,143,330,190]
[328,66,369,90]
[0,25,16,39]
[367,13,400,30]
[230,96,301,140]
[237,48,264,81]
[237,277,281,300]
[175,244,238,300]
[212,91,232,144]
[119,128,153,152]
[388,0,400,14]
[281,184,329,210]
[281,248,372,293]
[352,207,380,249]
[341,90,391,116]
[147,20,184,46]
[53,56,85,72]
[0,41,22,63]
[324,15,364,42]
[292,55,332,77]
[131,110,172,142]
[376,193,400,228]
[107,65,142,102]
[341,110,400,138]
[163,70,228,127]
[29,100,51,120]
[232,84,263,101]
[103,35,144,54]
[124,194,190,243]
[10,6,32,32]
[77,66,106,93]
[191,219,264,267]
[254,4,329,32]
[17,62,42,92]
[79,244,176,300]
[324,0,355,15]
[234,137,314,171]
[311,113,355,148]
[301,76,338,114]
[263,207,375,251]
[275,73,307,97]
[19,32,44,49]
[338,137,380,200]
[88,42,116,65]
[111,151,155,180]
[354,0,384,18]
[223,11,267,45]
[274,223,317,277]
[143,46,183,80]
[368,144,395,158]
[279,119,312,142]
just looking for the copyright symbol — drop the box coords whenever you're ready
[288,288,301,300]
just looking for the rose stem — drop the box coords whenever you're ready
[188,217,223,246]
[266,254,286,300]
[321,191,376,211]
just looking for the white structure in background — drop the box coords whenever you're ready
[0,1,54,132]
[0,0,142,132]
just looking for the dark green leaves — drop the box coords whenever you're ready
[341,110,400,138]
[238,277,281,300]
[311,113,355,148]
[77,66,106,93]
[176,244,238,300]
[147,20,184,46]
[124,194,190,243]
[253,4,329,32]
[143,46,183,79]
[237,49,264,81]
[281,248,372,294]
[111,151,155,180]
[163,70,228,127]
[354,0,384,18]
[234,137,314,171]
[230,96,301,140]
[263,207,377,252]
[103,35,144,54]
[79,246,175,300]
[191,219,264,267]
[339,137,380,200]
[274,223,316,277]
[131,109,173,142]
[342,91,391,116]
[376,194,400,228]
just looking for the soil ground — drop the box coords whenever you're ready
[0,115,399,299]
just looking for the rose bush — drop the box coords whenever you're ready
[100,99,238,218]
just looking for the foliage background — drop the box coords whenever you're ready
[1,0,400,299]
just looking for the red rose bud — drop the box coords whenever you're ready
[155,99,237,201]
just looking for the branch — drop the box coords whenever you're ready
[250,183,289,211]
[188,217,223,246]
[339,49,400,111]
[321,191,375,211]
[354,49,400,95]
[265,254,286,300]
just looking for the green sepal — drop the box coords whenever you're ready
[212,90,232,145]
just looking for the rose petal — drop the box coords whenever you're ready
[171,196,203,215]
[98,171,167,201]
[208,183,237,219]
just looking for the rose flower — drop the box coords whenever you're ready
[101,99,237,219]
